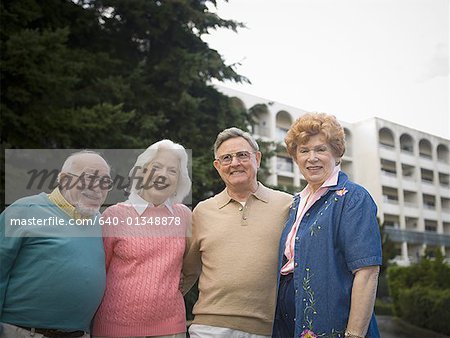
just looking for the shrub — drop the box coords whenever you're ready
[376,273,390,299]
[387,252,450,335]
[397,287,450,335]
[374,299,393,316]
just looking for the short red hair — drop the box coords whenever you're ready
[285,112,346,159]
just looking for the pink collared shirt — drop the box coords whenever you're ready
[280,166,341,275]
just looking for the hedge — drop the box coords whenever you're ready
[397,286,450,335]
[387,253,450,336]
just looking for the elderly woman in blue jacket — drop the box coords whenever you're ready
[272,113,382,338]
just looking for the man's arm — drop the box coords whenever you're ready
[182,234,201,295]
[346,265,380,337]
[0,210,23,316]
[181,208,202,295]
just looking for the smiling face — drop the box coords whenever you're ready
[213,137,261,195]
[140,149,180,206]
[295,133,338,192]
[59,153,111,216]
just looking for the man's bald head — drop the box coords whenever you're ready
[58,150,111,217]
[60,151,110,175]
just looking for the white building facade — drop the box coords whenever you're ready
[218,86,450,265]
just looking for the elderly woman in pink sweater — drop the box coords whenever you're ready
[93,140,192,338]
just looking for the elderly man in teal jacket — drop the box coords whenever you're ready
[0,150,112,338]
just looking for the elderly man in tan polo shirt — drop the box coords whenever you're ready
[183,127,292,338]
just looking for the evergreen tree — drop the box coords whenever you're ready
[1,0,251,206]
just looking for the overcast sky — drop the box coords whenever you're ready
[203,0,449,139]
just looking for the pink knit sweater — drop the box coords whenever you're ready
[92,202,191,337]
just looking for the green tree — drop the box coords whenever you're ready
[0,0,137,149]
[387,251,450,335]
[1,0,251,207]
[379,220,397,274]
[1,0,254,322]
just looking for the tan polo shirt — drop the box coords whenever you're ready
[183,183,292,335]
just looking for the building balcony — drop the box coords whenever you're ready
[384,227,450,246]
[440,185,450,198]
[442,210,450,222]
[402,179,419,191]
[403,205,420,218]
[379,142,395,149]
[379,146,396,161]
[419,156,434,168]
[422,208,438,220]
[381,172,399,187]
[252,125,271,138]
[276,157,294,173]
[381,202,400,215]
[421,183,437,195]
[437,161,450,173]
[275,127,288,142]
[399,152,416,165]
[277,171,294,178]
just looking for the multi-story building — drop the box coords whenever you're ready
[217,85,450,265]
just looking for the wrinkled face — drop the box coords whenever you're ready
[213,137,261,191]
[140,149,180,206]
[59,154,111,216]
[295,133,338,192]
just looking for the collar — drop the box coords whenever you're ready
[126,192,174,216]
[48,187,82,219]
[300,165,341,198]
[330,170,350,191]
[216,182,270,209]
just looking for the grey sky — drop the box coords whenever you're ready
[203,0,449,139]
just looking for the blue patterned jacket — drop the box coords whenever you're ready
[274,171,382,338]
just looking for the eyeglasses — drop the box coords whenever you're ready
[63,172,114,191]
[216,151,256,166]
